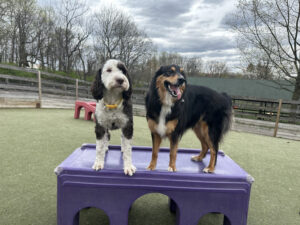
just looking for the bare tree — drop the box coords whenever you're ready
[229,0,300,100]
[0,0,37,66]
[246,61,273,80]
[93,6,154,72]
[152,52,204,77]
[184,57,203,76]
[0,0,9,62]
[0,0,8,26]
[29,7,56,69]
[55,0,91,73]
[205,60,229,77]
[14,0,37,67]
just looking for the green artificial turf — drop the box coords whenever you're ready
[0,109,299,225]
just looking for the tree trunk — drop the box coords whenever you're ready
[18,42,27,67]
[10,30,16,63]
[292,72,300,101]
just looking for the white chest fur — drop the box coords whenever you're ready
[156,94,173,137]
[95,100,129,130]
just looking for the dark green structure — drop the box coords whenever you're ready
[188,77,294,100]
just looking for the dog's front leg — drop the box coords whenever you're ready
[121,122,136,176]
[168,135,179,172]
[147,133,162,170]
[93,124,108,171]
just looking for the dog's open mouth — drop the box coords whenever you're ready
[165,82,183,100]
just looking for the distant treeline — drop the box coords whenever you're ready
[0,0,268,84]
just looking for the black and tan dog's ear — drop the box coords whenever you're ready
[155,66,165,76]
[91,68,104,100]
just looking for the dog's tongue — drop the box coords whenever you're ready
[170,85,182,100]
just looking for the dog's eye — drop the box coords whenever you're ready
[107,68,112,72]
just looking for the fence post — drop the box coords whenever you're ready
[273,99,282,137]
[76,79,78,100]
[37,71,42,108]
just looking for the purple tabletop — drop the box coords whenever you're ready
[55,144,254,184]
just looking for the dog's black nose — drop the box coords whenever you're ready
[116,78,124,85]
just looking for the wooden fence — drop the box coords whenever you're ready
[231,96,300,125]
[1,71,299,122]
[0,64,300,138]
[0,64,93,107]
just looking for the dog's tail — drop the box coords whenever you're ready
[220,92,233,139]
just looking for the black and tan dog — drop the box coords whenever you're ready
[145,65,232,173]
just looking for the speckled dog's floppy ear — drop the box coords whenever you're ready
[122,76,132,100]
[91,68,105,101]
[117,63,132,100]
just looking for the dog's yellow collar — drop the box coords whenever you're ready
[103,99,123,109]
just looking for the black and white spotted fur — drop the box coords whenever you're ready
[91,59,135,176]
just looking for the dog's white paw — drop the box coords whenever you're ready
[203,167,214,173]
[168,166,177,172]
[191,155,202,162]
[203,167,209,173]
[124,164,136,176]
[92,159,104,171]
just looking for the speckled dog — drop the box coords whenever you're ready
[91,59,136,176]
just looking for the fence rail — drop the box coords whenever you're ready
[130,88,300,125]
[231,95,300,124]
[1,69,300,138]
[0,73,92,103]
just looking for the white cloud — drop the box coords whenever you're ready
[40,0,240,70]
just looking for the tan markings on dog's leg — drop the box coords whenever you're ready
[147,119,157,133]
[165,119,178,135]
[168,136,178,172]
[171,66,176,72]
[147,133,162,171]
[191,120,209,161]
[180,67,184,73]
[202,125,216,173]
[203,146,216,173]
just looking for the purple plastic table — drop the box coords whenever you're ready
[55,144,254,225]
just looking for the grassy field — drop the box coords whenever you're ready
[0,109,299,225]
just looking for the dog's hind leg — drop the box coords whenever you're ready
[93,124,108,171]
[147,133,162,171]
[122,121,136,176]
[191,120,209,162]
[202,131,218,173]
[203,142,217,173]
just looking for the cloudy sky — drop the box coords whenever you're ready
[41,0,240,71]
